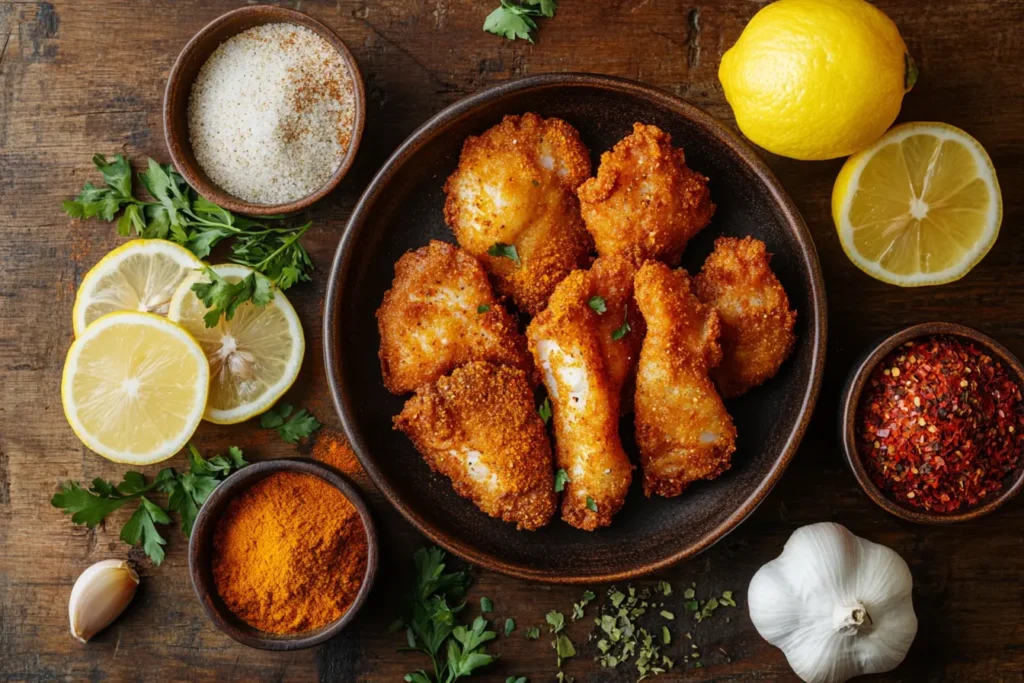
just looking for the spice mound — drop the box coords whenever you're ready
[856,336,1024,512]
[188,23,357,205]
[212,472,367,634]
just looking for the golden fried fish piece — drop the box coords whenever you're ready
[377,241,534,395]
[578,123,715,265]
[694,237,798,398]
[527,270,634,531]
[634,261,736,497]
[443,113,594,313]
[394,362,556,530]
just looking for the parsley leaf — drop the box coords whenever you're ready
[260,403,322,443]
[483,0,557,42]
[586,496,598,512]
[525,627,540,640]
[538,397,552,424]
[504,618,516,636]
[506,678,527,683]
[480,597,493,614]
[477,304,491,314]
[611,305,632,341]
[64,155,315,326]
[554,468,570,492]
[487,242,521,266]
[51,443,247,565]
[588,296,607,314]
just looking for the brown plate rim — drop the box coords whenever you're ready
[839,321,1024,524]
[163,5,366,216]
[187,458,379,650]
[323,72,828,583]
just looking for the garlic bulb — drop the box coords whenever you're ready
[69,559,140,643]
[748,523,917,683]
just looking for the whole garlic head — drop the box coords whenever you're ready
[748,522,917,683]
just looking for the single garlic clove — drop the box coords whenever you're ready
[68,559,140,643]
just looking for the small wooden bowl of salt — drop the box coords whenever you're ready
[164,6,365,215]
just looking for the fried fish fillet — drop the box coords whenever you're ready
[577,123,715,265]
[394,362,556,530]
[527,270,634,530]
[694,237,797,398]
[443,113,594,313]
[377,241,534,395]
[634,261,736,497]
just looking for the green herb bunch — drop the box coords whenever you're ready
[394,547,498,683]
[483,0,557,42]
[51,444,248,565]
[63,154,313,326]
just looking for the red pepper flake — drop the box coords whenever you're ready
[855,336,1024,513]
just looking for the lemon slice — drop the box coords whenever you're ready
[833,122,1002,286]
[62,312,209,464]
[73,239,204,336]
[168,264,304,424]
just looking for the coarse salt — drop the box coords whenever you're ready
[188,23,356,205]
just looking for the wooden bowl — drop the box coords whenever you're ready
[163,6,365,215]
[323,73,827,583]
[839,322,1024,524]
[188,458,378,650]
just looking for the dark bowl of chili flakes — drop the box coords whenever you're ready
[840,322,1024,524]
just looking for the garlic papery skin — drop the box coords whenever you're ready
[748,523,917,683]
[69,559,140,643]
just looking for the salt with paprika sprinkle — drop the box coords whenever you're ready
[856,336,1024,512]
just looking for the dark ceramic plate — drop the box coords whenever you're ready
[324,73,826,583]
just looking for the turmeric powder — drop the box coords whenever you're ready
[212,472,368,634]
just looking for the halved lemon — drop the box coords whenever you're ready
[167,264,304,424]
[833,122,1002,286]
[61,312,209,464]
[72,239,204,336]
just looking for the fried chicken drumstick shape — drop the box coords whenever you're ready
[634,261,737,497]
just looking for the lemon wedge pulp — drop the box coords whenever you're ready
[168,264,304,424]
[61,312,209,464]
[72,239,203,336]
[833,122,1002,286]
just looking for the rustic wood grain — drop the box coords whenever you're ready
[1,1,1023,681]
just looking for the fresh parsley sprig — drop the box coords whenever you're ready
[396,547,498,683]
[63,154,314,327]
[51,444,248,565]
[483,0,557,42]
[260,403,322,444]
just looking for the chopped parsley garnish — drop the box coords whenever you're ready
[588,296,607,314]
[525,627,540,640]
[538,397,552,424]
[481,597,494,613]
[504,618,516,636]
[554,468,570,492]
[586,496,598,512]
[477,304,491,314]
[611,305,632,341]
[487,241,521,266]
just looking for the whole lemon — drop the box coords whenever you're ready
[719,0,916,161]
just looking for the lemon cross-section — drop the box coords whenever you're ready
[72,239,204,337]
[833,122,1002,287]
[168,264,304,424]
[61,311,210,465]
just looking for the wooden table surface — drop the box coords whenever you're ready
[2,1,1023,681]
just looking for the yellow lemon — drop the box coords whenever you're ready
[833,122,1001,286]
[61,312,209,465]
[168,264,304,424]
[719,0,916,161]
[72,239,203,337]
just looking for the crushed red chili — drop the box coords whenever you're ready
[856,335,1024,512]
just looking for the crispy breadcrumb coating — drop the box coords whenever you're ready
[634,261,736,497]
[443,113,594,313]
[394,362,556,530]
[577,123,715,265]
[527,270,634,530]
[694,237,797,398]
[377,241,534,395]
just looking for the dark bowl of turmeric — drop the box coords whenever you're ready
[188,458,378,650]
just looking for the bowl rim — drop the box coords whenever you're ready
[187,457,379,650]
[163,5,366,216]
[323,72,827,583]
[838,321,1024,524]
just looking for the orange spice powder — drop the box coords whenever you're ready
[212,472,368,634]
